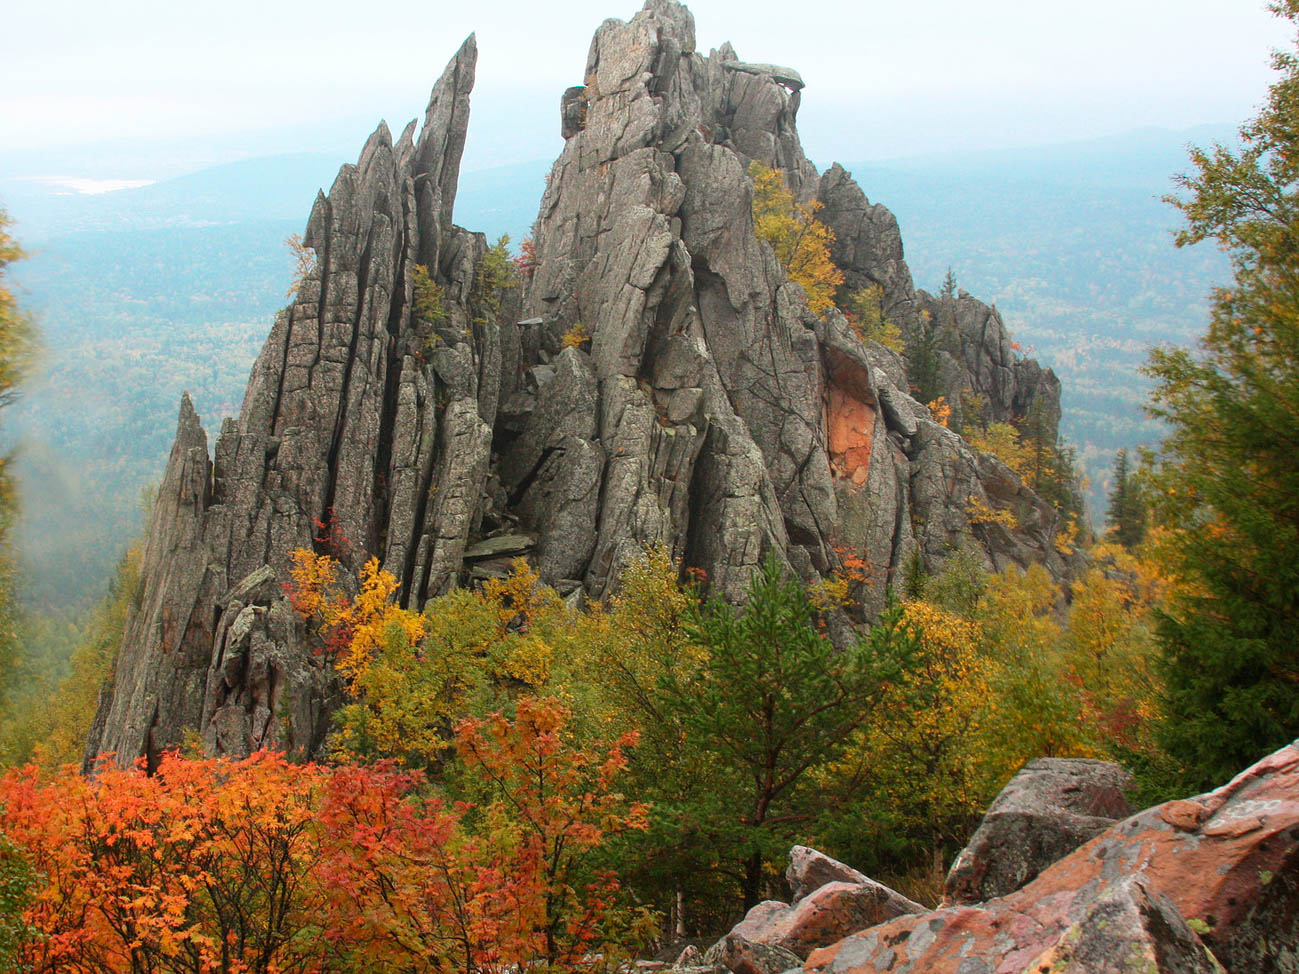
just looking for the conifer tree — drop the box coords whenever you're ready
[940,266,958,299]
[657,557,918,911]
[1105,449,1144,548]
[1147,0,1299,788]
[906,317,943,405]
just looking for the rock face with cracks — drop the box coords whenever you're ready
[88,0,1074,768]
[943,757,1134,905]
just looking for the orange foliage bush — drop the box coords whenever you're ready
[0,698,650,973]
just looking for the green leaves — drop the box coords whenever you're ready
[652,556,914,907]
[1147,1,1299,789]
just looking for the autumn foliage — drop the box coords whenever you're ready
[749,162,843,315]
[0,696,648,973]
[1,751,328,973]
[288,550,425,685]
[0,532,1179,955]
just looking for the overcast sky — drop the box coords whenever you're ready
[2,0,1292,179]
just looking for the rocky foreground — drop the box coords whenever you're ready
[673,744,1298,973]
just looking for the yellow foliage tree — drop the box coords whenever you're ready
[830,599,999,882]
[1064,553,1165,758]
[284,233,316,299]
[975,564,1090,764]
[288,552,576,765]
[287,550,426,686]
[749,162,844,315]
[843,285,905,353]
[966,422,1031,478]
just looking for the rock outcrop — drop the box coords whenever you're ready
[943,756,1134,904]
[796,741,1299,974]
[88,0,1076,767]
[694,742,1299,974]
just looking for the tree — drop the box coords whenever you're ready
[0,828,35,972]
[1105,449,1145,548]
[657,557,917,910]
[940,266,958,300]
[454,697,652,968]
[905,312,943,406]
[2,752,331,974]
[821,600,997,887]
[843,285,904,353]
[1145,0,1299,789]
[319,701,652,973]
[749,162,844,315]
[0,212,35,738]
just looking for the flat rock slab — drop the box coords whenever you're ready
[722,60,805,90]
[461,534,536,559]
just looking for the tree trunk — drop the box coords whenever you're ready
[743,851,763,912]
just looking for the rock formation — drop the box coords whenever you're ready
[87,0,1077,768]
[943,756,1133,904]
[693,741,1299,974]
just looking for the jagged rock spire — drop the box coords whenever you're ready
[89,2,1075,769]
[86,37,502,769]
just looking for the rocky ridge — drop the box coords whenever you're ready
[88,0,1078,768]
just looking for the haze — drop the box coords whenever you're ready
[2,0,1291,183]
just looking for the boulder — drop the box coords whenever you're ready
[804,740,1299,973]
[805,877,1223,974]
[717,856,922,963]
[785,846,868,902]
[715,934,801,974]
[944,756,1133,904]
[729,900,793,944]
[779,882,922,959]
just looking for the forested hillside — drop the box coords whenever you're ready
[850,125,1234,511]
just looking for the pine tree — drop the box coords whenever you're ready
[657,557,918,911]
[1146,0,1299,788]
[1105,449,1144,548]
[906,315,943,405]
[940,266,958,299]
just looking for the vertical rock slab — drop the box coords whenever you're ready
[84,396,223,771]
[88,37,504,767]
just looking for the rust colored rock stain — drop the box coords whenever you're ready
[827,384,875,486]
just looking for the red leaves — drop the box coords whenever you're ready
[0,699,650,972]
[513,235,538,281]
[1,752,327,973]
[453,696,649,968]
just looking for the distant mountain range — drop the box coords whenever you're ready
[1,124,1234,613]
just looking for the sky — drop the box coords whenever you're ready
[1,0,1293,181]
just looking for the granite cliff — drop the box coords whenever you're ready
[87,0,1077,769]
